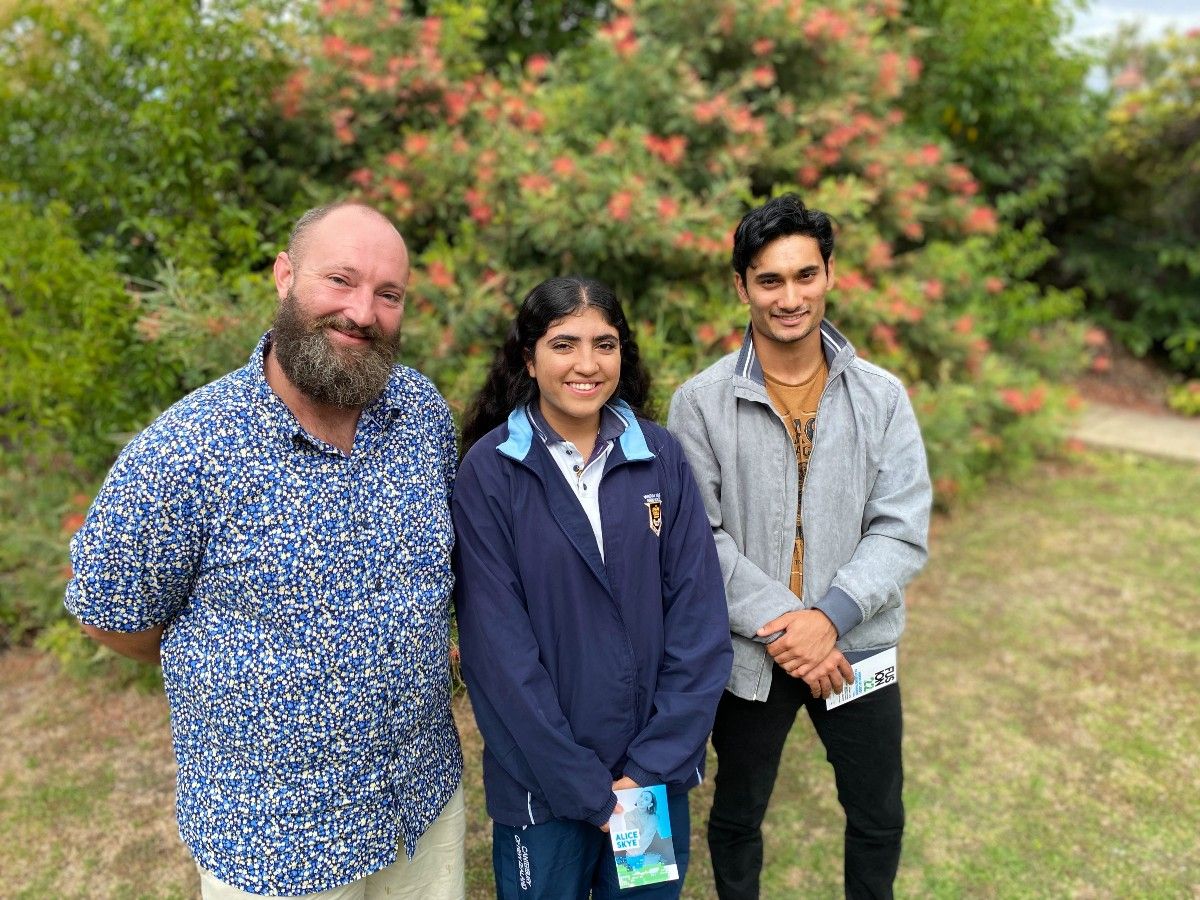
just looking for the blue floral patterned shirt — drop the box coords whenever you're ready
[65,335,462,895]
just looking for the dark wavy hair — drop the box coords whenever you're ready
[731,193,836,281]
[460,276,652,455]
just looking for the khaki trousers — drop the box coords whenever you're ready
[198,785,466,900]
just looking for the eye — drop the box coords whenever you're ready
[329,274,350,286]
[380,292,404,305]
[550,340,574,352]
[596,339,619,352]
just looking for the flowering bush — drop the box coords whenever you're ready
[273,0,1082,505]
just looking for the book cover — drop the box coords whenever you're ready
[608,783,679,889]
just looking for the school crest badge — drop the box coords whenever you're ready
[643,493,662,537]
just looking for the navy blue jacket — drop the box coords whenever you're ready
[453,402,731,828]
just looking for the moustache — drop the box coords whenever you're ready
[312,314,384,344]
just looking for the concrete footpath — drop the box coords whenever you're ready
[1072,400,1200,464]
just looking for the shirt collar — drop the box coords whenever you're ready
[734,319,852,386]
[526,401,627,449]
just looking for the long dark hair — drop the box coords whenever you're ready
[461,276,652,455]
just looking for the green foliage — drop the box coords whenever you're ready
[1052,28,1200,375]
[0,198,173,466]
[902,0,1097,204]
[1166,381,1200,417]
[0,0,308,279]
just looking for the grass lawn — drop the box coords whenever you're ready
[2,450,1197,898]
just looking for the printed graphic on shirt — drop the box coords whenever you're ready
[643,493,663,537]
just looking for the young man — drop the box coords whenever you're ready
[66,203,465,899]
[668,194,932,899]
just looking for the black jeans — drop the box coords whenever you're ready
[707,663,904,900]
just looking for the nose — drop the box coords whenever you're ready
[574,347,601,375]
[341,286,378,328]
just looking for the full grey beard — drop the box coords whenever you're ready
[271,288,401,408]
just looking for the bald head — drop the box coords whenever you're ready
[286,202,404,269]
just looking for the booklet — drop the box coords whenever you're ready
[608,783,679,889]
[825,647,898,710]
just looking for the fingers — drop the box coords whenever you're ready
[837,656,854,682]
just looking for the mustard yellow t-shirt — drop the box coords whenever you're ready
[764,360,828,598]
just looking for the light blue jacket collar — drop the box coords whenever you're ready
[497,399,654,463]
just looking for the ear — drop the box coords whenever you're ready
[524,349,536,379]
[273,252,294,301]
[733,272,750,305]
[826,255,836,291]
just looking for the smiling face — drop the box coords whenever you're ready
[270,205,409,407]
[735,233,834,358]
[525,305,621,442]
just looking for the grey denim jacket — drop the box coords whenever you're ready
[667,321,931,701]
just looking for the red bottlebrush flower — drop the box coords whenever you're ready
[525,54,550,78]
[1083,326,1108,348]
[920,144,941,166]
[902,221,924,241]
[752,38,775,57]
[953,315,974,335]
[866,241,893,271]
[674,231,696,249]
[385,178,411,201]
[799,165,821,187]
[349,168,373,187]
[385,152,406,169]
[985,276,1004,294]
[404,133,431,155]
[608,190,634,221]
[875,51,901,97]
[1090,355,1112,373]
[922,279,944,301]
[751,65,775,88]
[427,261,454,290]
[871,323,900,354]
[519,173,554,195]
[595,139,616,155]
[443,91,470,124]
[964,206,998,234]
[645,134,688,166]
[346,44,372,66]
[322,35,348,57]
[61,512,86,534]
[1065,393,1084,411]
[692,99,720,124]
[696,323,717,344]
[999,388,1026,413]
[657,196,679,219]
[422,16,442,47]
[864,161,886,182]
[522,110,546,132]
[722,329,743,352]
[551,156,576,176]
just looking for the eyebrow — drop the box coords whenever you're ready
[750,264,821,279]
[547,333,619,342]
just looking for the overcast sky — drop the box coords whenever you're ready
[1070,0,1200,41]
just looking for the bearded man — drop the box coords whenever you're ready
[65,203,465,899]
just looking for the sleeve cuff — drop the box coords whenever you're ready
[622,760,661,788]
[584,791,620,827]
[813,585,863,638]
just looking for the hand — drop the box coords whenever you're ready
[796,648,854,699]
[601,776,640,831]
[757,609,837,672]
